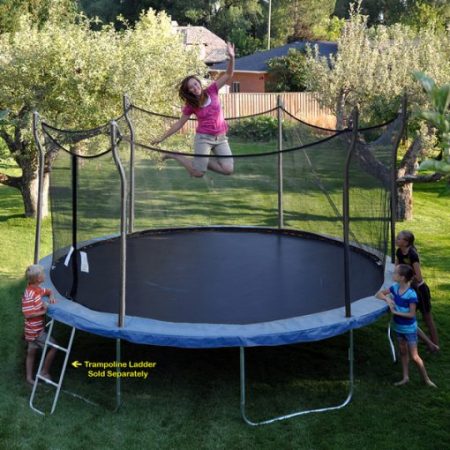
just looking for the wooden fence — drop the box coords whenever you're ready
[180,92,336,133]
[220,92,335,125]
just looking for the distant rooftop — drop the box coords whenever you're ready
[175,24,228,64]
[210,41,337,72]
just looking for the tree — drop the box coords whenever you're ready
[0,8,204,217]
[414,72,450,189]
[334,0,450,29]
[266,49,309,92]
[209,1,265,56]
[0,0,77,33]
[306,6,450,219]
[271,0,336,42]
[402,1,450,31]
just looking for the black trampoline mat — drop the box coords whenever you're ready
[51,229,384,324]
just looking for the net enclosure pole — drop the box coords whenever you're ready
[277,95,284,229]
[343,108,359,318]
[110,121,127,327]
[32,112,45,264]
[69,153,79,299]
[111,120,127,411]
[123,94,135,233]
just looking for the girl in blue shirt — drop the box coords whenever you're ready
[376,264,436,387]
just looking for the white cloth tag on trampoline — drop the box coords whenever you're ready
[80,251,89,273]
[64,246,74,267]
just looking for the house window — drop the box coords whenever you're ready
[231,81,240,93]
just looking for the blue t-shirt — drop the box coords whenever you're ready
[389,283,418,334]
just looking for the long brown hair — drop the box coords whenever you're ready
[398,230,416,249]
[396,264,414,282]
[179,76,206,108]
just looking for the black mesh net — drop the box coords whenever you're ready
[40,103,402,302]
[41,117,128,297]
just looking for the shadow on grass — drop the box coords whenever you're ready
[0,185,25,221]
[40,328,355,419]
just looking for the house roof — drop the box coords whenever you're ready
[176,25,228,64]
[210,41,337,72]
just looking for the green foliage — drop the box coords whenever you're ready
[228,116,279,141]
[78,0,266,57]
[0,7,205,214]
[414,72,450,175]
[334,0,406,25]
[401,1,450,31]
[1,165,450,448]
[208,2,265,57]
[266,49,309,92]
[335,0,450,30]
[77,1,342,57]
[0,0,77,33]
[306,6,450,126]
[312,15,345,41]
[0,9,204,133]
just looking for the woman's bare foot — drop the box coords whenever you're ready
[425,379,437,388]
[27,378,35,385]
[394,378,409,386]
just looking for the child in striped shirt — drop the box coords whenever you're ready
[22,264,57,385]
[376,264,436,387]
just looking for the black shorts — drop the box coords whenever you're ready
[414,283,432,314]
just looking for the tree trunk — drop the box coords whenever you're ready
[396,136,424,221]
[396,181,413,221]
[335,90,346,129]
[19,163,49,218]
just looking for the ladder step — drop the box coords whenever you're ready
[37,374,59,388]
[30,321,77,415]
[47,342,69,352]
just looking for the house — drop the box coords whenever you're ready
[209,41,338,93]
[174,23,228,65]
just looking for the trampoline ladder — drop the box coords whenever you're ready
[29,319,76,415]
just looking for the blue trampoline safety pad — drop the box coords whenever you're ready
[41,253,393,349]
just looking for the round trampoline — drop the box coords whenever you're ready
[43,227,390,348]
[33,99,404,422]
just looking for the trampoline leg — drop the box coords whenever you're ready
[387,322,397,363]
[115,338,122,412]
[239,330,355,426]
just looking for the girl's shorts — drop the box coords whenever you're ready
[396,331,418,346]
[193,133,234,173]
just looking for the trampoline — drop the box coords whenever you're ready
[44,227,389,348]
[31,96,406,423]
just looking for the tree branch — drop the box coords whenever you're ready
[354,142,391,188]
[398,136,423,177]
[0,172,21,188]
[0,129,16,152]
[396,172,444,186]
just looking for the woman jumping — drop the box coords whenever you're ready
[153,42,235,177]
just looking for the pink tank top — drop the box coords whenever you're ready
[182,82,228,135]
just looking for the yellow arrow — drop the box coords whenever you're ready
[72,361,82,368]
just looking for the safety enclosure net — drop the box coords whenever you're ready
[39,100,403,303]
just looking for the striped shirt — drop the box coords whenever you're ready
[389,283,418,334]
[22,285,49,341]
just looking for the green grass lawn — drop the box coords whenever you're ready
[0,158,449,449]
